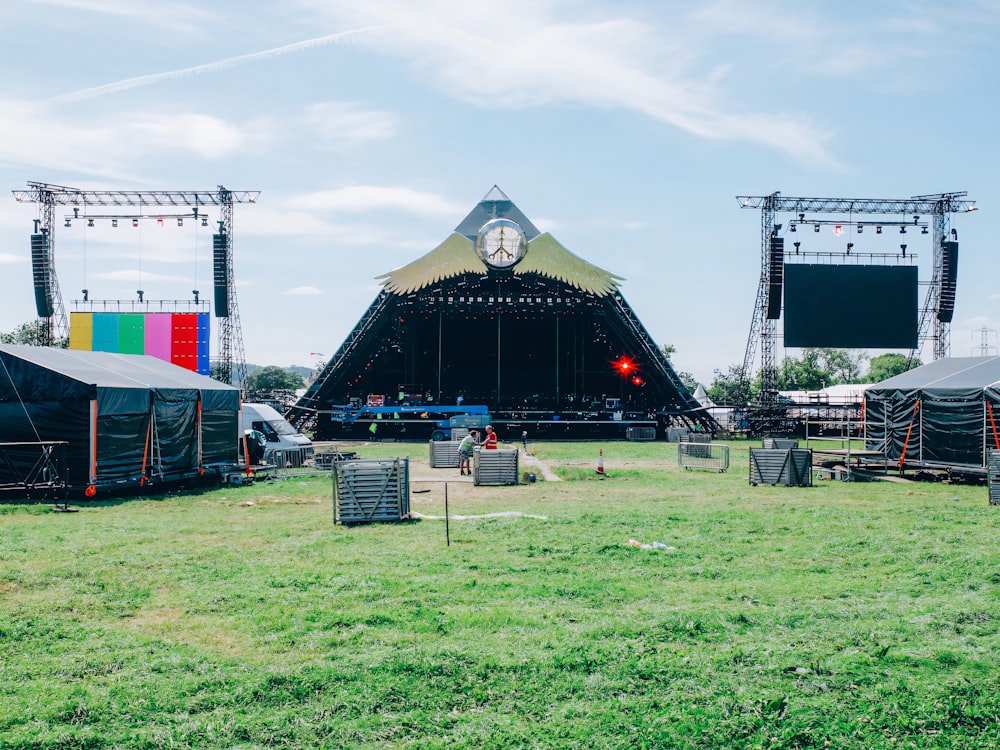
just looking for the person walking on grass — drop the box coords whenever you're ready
[458,430,478,476]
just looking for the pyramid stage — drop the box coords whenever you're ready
[288,187,715,441]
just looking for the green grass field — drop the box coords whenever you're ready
[1,440,998,749]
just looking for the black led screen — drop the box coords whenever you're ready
[783,264,918,349]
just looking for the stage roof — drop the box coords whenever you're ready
[377,186,624,297]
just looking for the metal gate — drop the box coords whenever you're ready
[333,458,410,524]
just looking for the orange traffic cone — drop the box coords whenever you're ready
[596,449,606,477]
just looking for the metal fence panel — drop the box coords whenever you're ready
[473,448,519,485]
[429,440,462,468]
[749,448,813,486]
[988,451,1000,505]
[762,438,800,450]
[678,442,730,472]
[626,426,657,441]
[333,458,410,524]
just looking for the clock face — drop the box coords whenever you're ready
[477,219,526,268]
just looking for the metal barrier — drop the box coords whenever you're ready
[762,438,799,449]
[0,441,69,494]
[749,448,813,487]
[988,451,1000,505]
[429,440,462,468]
[626,425,657,441]
[333,458,410,524]
[473,448,519,485]
[677,442,730,472]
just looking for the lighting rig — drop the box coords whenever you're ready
[736,192,976,407]
[12,181,259,386]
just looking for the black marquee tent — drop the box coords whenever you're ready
[289,187,713,440]
[864,356,1000,472]
[0,344,240,494]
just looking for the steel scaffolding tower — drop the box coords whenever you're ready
[12,181,259,386]
[737,191,976,403]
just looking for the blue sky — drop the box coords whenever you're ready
[1,0,996,385]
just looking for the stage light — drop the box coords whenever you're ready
[82,289,88,301]
[87,218,94,228]
[900,244,907,256]
[913,215,920,224]
[201,217,209,227]
[111,218,118,228]
[900,226,907,234]
[857,224,864,233]
[951,228,958,239]
[632,376,644,386]
[798,213,805,221]
[793,241,801,254]
[789,223,796,232]
[132,218,139,227]
[814,224,820,233]
[157,218,164,227]
[846,242,854,254]
[921,226,929,235]
[64,219,71,227]
[833,225,843,236]
[876,226,883,234]
[177,218,184,226]
[136,290,144,302]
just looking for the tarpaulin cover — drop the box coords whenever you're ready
[865,356,1000,469]
[0,344,239,490]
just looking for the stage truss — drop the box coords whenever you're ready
[12,181,259,386]
[737,192,977,406]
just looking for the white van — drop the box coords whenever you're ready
[241,403,314,468]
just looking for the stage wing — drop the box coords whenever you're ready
[516,233,623,297]
[376,232,486,294]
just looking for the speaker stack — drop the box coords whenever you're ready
[937,240,958,323]
[766,236,784,320]
[30,233,54,317]
[212,233,230,318]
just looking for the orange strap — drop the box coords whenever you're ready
[140,418,151,484]
[898,400,920,470]
[988,401,1000,451]
[858,398,866,437]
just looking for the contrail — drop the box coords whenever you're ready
[50,26,382,103]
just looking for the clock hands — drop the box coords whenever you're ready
[491,227,514,260]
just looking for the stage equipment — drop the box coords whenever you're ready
[736,192,976,405]
[212,233,229,318]
[766,236,783,319]
[288,186,713,439]
[938,240,958,323]
[783,264,918,349]
[30,233,54,317]
[12,182,258,385]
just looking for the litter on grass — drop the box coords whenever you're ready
[626,538,676,551]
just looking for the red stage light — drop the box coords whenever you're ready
[833,225,843,236]
[632,376,644,386]
[612,356,637,376]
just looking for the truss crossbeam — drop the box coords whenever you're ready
[14,182,259,207]
[737,193,975,215]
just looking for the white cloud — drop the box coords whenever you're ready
[0,253,23,265]
[0,100,265,177]
[96,269,193,283]
[304,102,397,145]
[298,0,837,165]
[49,26,382,103]
[296,186,466,217]
[285,285,324,296]
[31,0,216,34]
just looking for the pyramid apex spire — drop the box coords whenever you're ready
[480,185,510,202]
